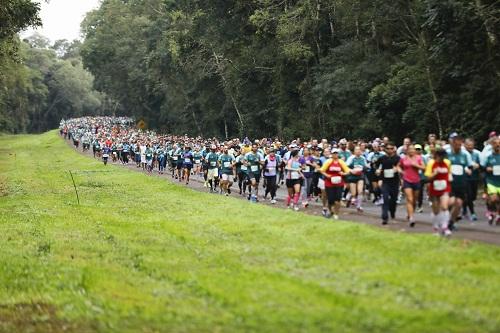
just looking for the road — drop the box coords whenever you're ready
[68,139,500,246]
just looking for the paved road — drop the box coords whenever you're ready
[68,140,500,246]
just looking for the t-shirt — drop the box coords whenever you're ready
[320,159,350,187]
[205,152,219,169]
[219,154,235,174]
[375,155,400,183]
[446,150,472,187]
[245,152,264,174]
[485,153,500,187]
[400,155,423,184]
[425,159,452,196]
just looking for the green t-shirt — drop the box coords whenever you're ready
[219,154,235,174]
[485,153,500,187]
[447,150,471,187]
[205,152,219,169]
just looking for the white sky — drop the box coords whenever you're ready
[22,0,101,42]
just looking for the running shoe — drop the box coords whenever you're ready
[332,214,339,220]
[293,205,299,212]
[270,199,277,204]
[416,207,423,213]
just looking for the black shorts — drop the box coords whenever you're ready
[326,186,343,205]
[450,184,466,200]
[247,172,260,183]
[403,180,421,191]
[286,179,302,188]
[366,170,380,183]
[176,163,183,170]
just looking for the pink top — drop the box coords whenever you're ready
[400,155,422,184]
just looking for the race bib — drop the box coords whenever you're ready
[493,165,500,176]
[290,171,300,179]
[384,169,395,178]
[433,180,447,191]
[223,161,231,168]
[195,160,201,164]
[210,161,216,167]
[451,164,463,176]
[251,165,259,172]
[241,165,247,171]
[305,166,311,173]
[173,156,178,161]
[184,158,191,163]
[102,154,109,158]
[331,176,342,184]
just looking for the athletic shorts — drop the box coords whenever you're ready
[450,184,466,200]
[367,170,380,183]
[326,186,343,205]
[183,163,193,170]
[247,172,260,183]
[207,168,219,180]
[402,180,421,191]
[286,179,302,188]
[487,183,500,196]
[317,178,325,190]
[176,163,183,170]
[347,176,363,184]
[221,173,233,181]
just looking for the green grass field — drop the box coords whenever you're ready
[1,131,500,333]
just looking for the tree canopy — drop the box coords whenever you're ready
[78,0,499,142]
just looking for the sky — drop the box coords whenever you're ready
[22,0,101,42]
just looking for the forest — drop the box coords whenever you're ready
[1,0,499,141]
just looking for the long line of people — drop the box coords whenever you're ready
[60,117,500,236]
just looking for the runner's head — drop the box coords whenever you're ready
[414,144,422,155]
[331,148,339,160]
[450,133,463,152]
[465,138,475,151]
[434,148,446,162]
[354,146,362,157]
[252,143,258,153]
[385,142,396,156]
[492,137,500,153]
[406,144,416,157]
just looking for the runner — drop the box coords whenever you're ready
[145,144,154,173]
[102,145,111,165]
[483,137,500,225]
[263,148,281,203]
[446,133,473,230]
[244,143,264,202]
[285,149,304,211]
[367,141,384,205]
[218,146,235,195]
[345,146,367,212]
[300,147,315,208]
[463,138,481,221]
[182,146,194,184]
[399,144,425,227]
[320,148,351,219]
[425,148,452,236]
[376,142,401,225]
[205,145,219,193]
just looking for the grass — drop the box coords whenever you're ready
[0,131,499,333]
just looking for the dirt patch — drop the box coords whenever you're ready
[0,176,7,197]
[0,303,93,333]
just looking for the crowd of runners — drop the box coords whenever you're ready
[60,117,500,236]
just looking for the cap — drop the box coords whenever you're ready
[414,144,423,150]
[211,144,217,149]
[449,132,462,140]
[339,138,347,145]
[331,148,340,154]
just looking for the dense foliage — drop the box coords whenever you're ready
[0,1,105,133]
[80,0,500,142]
[0,34,105,133]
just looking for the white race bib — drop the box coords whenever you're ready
[451,164,463,176]
[210,161,216,167]
[223,161,231,168]
[195,160,201,164]
[331,176,342,184]
[173,156,178,161]
[493,165,500,176]
[291,171,300,179]
[102,154,109,158]
[384,169,395,178]
[305,166,311,173]
[251,165,259,172]
[241,165,247,171]
[184,158,191,163]
[433,180,447,191]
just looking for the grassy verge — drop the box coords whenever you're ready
[1,131,499,333]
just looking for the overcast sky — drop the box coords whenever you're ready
[22,0,101,42]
